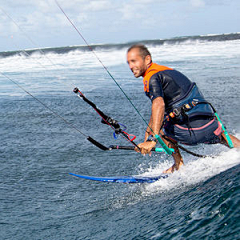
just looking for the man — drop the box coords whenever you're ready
[126,44,240,173]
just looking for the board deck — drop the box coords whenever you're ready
[69,172,168,183]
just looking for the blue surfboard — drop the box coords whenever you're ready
[69,172,168,183]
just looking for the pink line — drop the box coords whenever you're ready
[175,118,215,131]
[214,121,222,136]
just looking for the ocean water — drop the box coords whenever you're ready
[1,34,240,239]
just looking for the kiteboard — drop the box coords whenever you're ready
[69,172,168,183]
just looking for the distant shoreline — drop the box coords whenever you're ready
[1,32,240,58]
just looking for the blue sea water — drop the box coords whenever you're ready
[1,34,240,239]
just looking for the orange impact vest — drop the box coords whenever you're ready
[143,63,173,92]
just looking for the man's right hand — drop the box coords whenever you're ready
[135,141,156,155]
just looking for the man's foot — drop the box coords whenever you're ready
[163,162,184,174]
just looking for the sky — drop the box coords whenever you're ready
[0,0,240,52]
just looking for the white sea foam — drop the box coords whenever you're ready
[150,39,240,63]
[1,39,240,74]
[141,146,240,196]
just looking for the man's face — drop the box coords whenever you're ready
[127,48,150,78]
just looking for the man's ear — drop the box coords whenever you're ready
[145,55,152,65]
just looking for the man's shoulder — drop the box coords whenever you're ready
[151,63,173,72]
[144,63,173,81]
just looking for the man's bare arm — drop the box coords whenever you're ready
[150,97,165,136]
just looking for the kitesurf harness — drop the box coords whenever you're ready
[163,83,234,148]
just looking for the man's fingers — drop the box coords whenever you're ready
[136,142,156,155]
[134,146,140,152]
[141,147,151,155]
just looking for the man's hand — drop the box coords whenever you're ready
[135,141,156,155]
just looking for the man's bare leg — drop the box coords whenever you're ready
[163,132,240,174]
[221,133,240,148]
[161,134,184,173]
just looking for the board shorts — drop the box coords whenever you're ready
[163,117,223,145]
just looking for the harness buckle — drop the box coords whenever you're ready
[168,108,181,119]
[173,108,181,117]
[169,99,200,120]
[182,103,193,112]
[192,99,199,106]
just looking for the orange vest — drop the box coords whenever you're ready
[143,63,172,92]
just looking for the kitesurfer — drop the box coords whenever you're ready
[126,44,240,173]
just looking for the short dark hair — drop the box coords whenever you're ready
[127,44,152,60]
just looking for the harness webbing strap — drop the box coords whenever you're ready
[162,135,209,158]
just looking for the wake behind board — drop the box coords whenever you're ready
[69,173,168,183]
